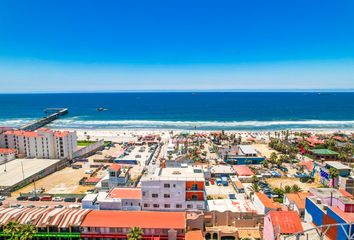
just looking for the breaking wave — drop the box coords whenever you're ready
[47,119,354,130]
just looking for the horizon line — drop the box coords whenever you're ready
[1,88,354,94]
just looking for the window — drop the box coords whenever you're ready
[110,172,116,177]
[164,204,170,208]
[176,204,182,208]
[153,204,159,208]
[164,194,170,198]
[192,195,198,201]
[192,183,198,190]
[143,203,149,208]
[173,184,176,188]
[152,193,158,198]
[142,191,146,196]
[187,204,193,208]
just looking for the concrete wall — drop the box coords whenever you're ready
[73,139,104,158]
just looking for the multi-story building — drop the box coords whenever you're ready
[98,164,130,190]
[0,128,77,159]
[141,166,206,211]
[0,148,16,164]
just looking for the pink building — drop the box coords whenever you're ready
[263,211,303,240]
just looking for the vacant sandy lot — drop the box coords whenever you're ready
[252,143,279,158]
[267,177,321,191]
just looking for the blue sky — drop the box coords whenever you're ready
[0,0,353,92]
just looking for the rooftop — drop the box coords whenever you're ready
[0,158,60,187]
[268,211,303,234]
[108,188,142,199]
[109,164,122,171]
[207,199,256,213]
[255,192,281,209]
[0,148,16,154]
[239,145,258,155]
[144,166,205,181]
[310,149,339,155]
[324,161,351,170]
[81,210,186,229]
[233,165,254,176]
[285,192,310,210]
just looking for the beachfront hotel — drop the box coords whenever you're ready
[0,128,77,159]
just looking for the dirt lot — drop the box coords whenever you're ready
[267,177,321,191]
[252,143,279,158]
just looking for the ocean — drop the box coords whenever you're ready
[0,92,353,130]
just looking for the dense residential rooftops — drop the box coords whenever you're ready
[267,211,303,234]
[81,210,186,229]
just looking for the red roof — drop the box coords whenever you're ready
[3,130,40,137]
[85,177,101,183]
[306,136,325,145]
[285,192,309,209]
[233,165,254,176]
[339,188,353,198]
[109,164,122,171]
[255,192,281,209]
[108,188,142,199]
[0,148,16,154]
[54,131,70,137]
[81,211,185,229]
[268,211,303,234]
[299,161,314,172]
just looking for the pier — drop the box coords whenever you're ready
[20,108,69,131]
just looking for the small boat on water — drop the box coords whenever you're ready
[96,107,108,111]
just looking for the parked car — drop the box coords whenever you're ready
[28,196,40,201]
[40,196,52,201]
[64,197,76,202]
[54,204,64,208]
[0,196,5,201]
[85,170,94,174]
[76,197,84,203]
[16,196,28,201]
[26,205,35,208]
[53,197,63,202]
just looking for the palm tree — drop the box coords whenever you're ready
[3,221,37,240]
[270,152,277,165]
[291,184,302,193]
[3,221,21,240]
[20,223,37,240]
[248,182,260,196]
[283,185,292,193]
[128,227,143,240]
[329,168,339,187]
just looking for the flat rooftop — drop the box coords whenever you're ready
[0,158,60,188]
[207,199,256,213]
[239,145,258,155]
[325,161,351,170]
[143,166,205,181]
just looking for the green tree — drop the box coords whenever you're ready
[128,227,143,240]
[20,223,37,240]
[248,182,260,196]
[283,185,292,193]
[3,221,37,240]
[270,152,278,165]
[291,184,302,193]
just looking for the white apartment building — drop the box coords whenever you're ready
[0,148,16,164]
[0,128,77,159]
[141,166,206,211]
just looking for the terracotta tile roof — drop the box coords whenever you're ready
[81,211,185,229]
[268,211,303,234]
[299,161,314,172]
[109,164,122,171]
[108,188,142,199]
[85,177,101,183]
[0,148,16,154]
[233,165,254,176]
[255,192,281,209]
[3,130,41,137]
[54,131,70,137]
[185,230,204,240]
[285,192,310,210]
